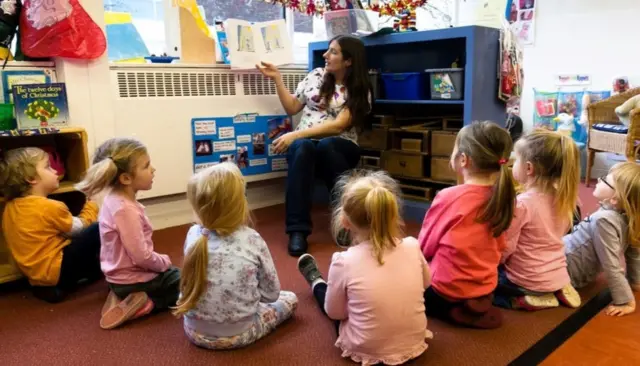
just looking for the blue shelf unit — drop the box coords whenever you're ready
[308,26,505,127]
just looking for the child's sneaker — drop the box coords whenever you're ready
[297,254,324,286]
[101,291,120,316]
[514,293,560,311]
[336,228,352,248]
[132,298,154,319]
[555,284,581,308]
[100,292,149,330]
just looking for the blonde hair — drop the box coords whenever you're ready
[0,147,48,200]
[173,162,251,317]
[332,170,404,265]
[610,162,640,248]
[515,129,580,228]
[75,138,147,197]
[456,121,516,237]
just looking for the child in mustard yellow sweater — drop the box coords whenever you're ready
[0,147,100,303]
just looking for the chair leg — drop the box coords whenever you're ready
[585,149,595,187]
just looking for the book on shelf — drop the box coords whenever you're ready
[12,83,69,129]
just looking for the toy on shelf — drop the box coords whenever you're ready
[615,94,640,127]
[553,113,576,137]
[613,76,630,94]
[579,92,590,125]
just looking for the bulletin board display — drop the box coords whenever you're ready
[192,114,292,176]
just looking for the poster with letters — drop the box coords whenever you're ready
[192,113,293,176]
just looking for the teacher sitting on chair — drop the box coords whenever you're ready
[256,35,372,257]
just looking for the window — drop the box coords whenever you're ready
[292,10,313,64]
[198,0,284,23]
[104,0,166,58]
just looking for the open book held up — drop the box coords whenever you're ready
[225,19,293,69]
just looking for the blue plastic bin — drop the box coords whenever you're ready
[381,72,423,100]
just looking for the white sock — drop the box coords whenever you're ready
[311,278,326,289]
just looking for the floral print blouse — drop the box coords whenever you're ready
[294,67,361,144]
[182,225,281,336]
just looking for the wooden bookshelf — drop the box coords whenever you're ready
[0,127,89,284]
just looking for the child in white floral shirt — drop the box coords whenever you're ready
[173,163,298,349]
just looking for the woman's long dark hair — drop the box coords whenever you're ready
[319,35,372,132]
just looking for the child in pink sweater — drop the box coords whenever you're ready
[419,121,516,329]
[496,129,582,310]
[76,138,180,329]
[298,170,432,365]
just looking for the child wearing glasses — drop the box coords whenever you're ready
[565,162,640,317]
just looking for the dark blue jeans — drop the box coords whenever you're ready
[285,137,360,235]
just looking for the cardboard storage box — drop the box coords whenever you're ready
[431,131,457,156]
[390,129,430,154]
[382,151,426,178]
[359,124,389,150]
[430,157,456,182]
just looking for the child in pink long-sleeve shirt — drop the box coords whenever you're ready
[496,129,581,311]
[419,121,516,329]
[76,138,180,329]
[298,170,432,365]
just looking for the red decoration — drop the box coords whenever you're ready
[258,0,428,18]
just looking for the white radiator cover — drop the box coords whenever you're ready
[109,64,307,200]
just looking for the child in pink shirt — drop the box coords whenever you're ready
[496,129,581,311]
[419,121,516,329]
[298,170,432,365]
[76,138,180,329]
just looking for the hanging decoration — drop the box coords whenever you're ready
[367,0,427,17]
[258,0,428,18]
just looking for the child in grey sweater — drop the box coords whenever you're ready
[564,162,640,317]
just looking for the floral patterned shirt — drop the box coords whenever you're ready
[295,67,361,144]
[182,225,281,337]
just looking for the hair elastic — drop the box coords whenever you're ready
[201,228,211,237]
[498,158,508,165]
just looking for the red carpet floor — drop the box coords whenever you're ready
[0,184,601,365]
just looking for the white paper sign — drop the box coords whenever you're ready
[213,140,236,152]
[225,19,293,69]
[237,134,251,143]
[194,162,218,173]
[194,120,216,135]
[272,158,288,171]
[268,144,284,156]
[219,126,235,139]
[250,158,268,166]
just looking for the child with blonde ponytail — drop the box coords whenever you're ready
[76,138,180,330]
[298,170,431,365]
[174,163,297,350]
[419,121,515,329]
[565,162,640,317]
[497,129,582,311]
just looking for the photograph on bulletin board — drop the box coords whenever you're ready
[191,113,292,176]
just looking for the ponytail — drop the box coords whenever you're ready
[480,161,517,237]
[365,186,400,265]
[556,135,580,227]
[75,158,119,198]
[173,232,209,317]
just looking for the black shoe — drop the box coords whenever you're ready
[336,228,352,248]
[288,232,308,257]
[32,286,66,304]
[297,254,324,286]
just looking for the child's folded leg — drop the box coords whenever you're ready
[450,304,503,329]
[109,266,181,313]
[185,291,298,350]
[58,222,103,290]
[555,284,581,308]
[100,292,149,330]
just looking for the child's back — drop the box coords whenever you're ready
[503,190,570,292]
[175,162,297,349]
[328,237,428,358]
[420,184,504,300]
[183,224,281,336]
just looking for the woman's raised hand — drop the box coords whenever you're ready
[255,61,281,80]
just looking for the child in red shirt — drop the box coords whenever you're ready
[418,121,516,329]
